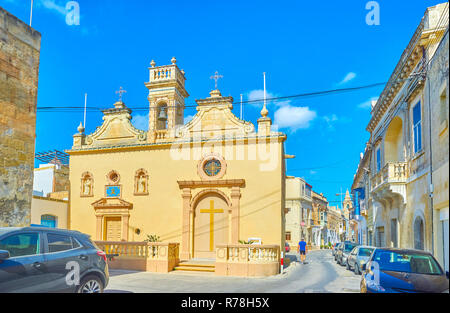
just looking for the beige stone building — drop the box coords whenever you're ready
[31,161,70,229]
[351,146,372,246]
[0,7,41,226]
[362,3,448,265]
[311,191,328,247]
[67,58,286,275]
[285,176,312,250]
[326,205,342,245]
[426,13,449,271]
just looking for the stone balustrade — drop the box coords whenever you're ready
[215,244,280,277]
[149,65,185,86]
[155,129,168,140]
[95,241,179,273]
[371,162,408,191]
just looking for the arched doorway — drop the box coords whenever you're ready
[414,217,424,250]
[193,192,229,259]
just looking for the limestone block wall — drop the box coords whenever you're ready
[0,7,41,226]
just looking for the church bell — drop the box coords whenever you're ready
[158,106,168,121]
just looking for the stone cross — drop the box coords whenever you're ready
[115,86,127,102]
[200,200,224,251]
[210,71,223,90]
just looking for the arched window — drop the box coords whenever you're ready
[414,217,424,250]
[156,102,168,130]
[41,214,57,228]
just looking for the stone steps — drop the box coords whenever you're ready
[173,261,215,273]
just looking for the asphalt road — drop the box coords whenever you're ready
[105,250,361,293]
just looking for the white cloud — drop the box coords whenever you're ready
[309,170,317,175]
[247,89,277,108]
[323,114,339,129]
[274,105,317,132]
[184,115,194,124]
[358,97,379,109]
[337,72,356,85]
[38,0,67,16]
[132,114,148,131]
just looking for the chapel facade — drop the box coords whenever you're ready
[67,58,287,261]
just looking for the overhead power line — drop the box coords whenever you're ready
[36,80,389,113]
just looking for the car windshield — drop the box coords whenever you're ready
[373,251,443,275]
[344,243,356,252]
[359,248,374,257]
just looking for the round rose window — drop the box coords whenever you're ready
[203,159,221,177]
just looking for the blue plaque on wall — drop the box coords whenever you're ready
[106,185,121,198]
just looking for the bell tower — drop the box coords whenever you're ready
[145,57,189,142]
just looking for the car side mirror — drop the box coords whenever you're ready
[0,250,10,260]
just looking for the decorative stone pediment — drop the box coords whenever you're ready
[92,197,133,210]
[175,90,255,140]
[72,101,147,149]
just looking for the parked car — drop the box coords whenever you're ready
[360,248,449,293]
[332,242,341,257]
[0,227,109,293]
[346,245,375,275]
[336,241,358,266]
[285,242,290,253]
[334,243,344,261]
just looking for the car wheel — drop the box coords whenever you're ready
[354,264,360,275]
[76,275,104,293]
[346,261,350,270]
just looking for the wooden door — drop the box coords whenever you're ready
[104,217,122,241]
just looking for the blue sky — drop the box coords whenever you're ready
[2,0,444,207]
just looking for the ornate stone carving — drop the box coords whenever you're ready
[197,153,227,180]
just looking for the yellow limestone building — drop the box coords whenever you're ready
[67,58,287,265]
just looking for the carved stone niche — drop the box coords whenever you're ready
[134,168,149,195]
[80,172,94,197]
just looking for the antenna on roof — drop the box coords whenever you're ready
[83,93,87,128]
[240,94,243,119]
[29,0,34,26]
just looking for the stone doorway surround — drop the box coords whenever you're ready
[177,179,245,260]
[91,198,133,241]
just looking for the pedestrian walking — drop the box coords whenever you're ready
[298,238,307,264]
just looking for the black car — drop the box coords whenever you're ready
[360,248,449,293]
[0,227,109,293]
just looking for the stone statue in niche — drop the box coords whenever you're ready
[135,170,148,194]
[138,174,146,193]
[83,177,92,196]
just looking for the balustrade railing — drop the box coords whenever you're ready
[216,244,280,264]
[94,241,179,272]
[371,162,408,190]
[155,129,168,140]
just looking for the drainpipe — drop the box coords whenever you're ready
[426,65,434,255]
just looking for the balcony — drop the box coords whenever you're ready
[371,162,408,203]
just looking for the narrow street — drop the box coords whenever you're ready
[105,250,361,293]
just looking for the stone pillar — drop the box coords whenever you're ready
[122,214,129,241]
[181,188,192,260]
[96,215,103,240]
[231,187,241,244]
